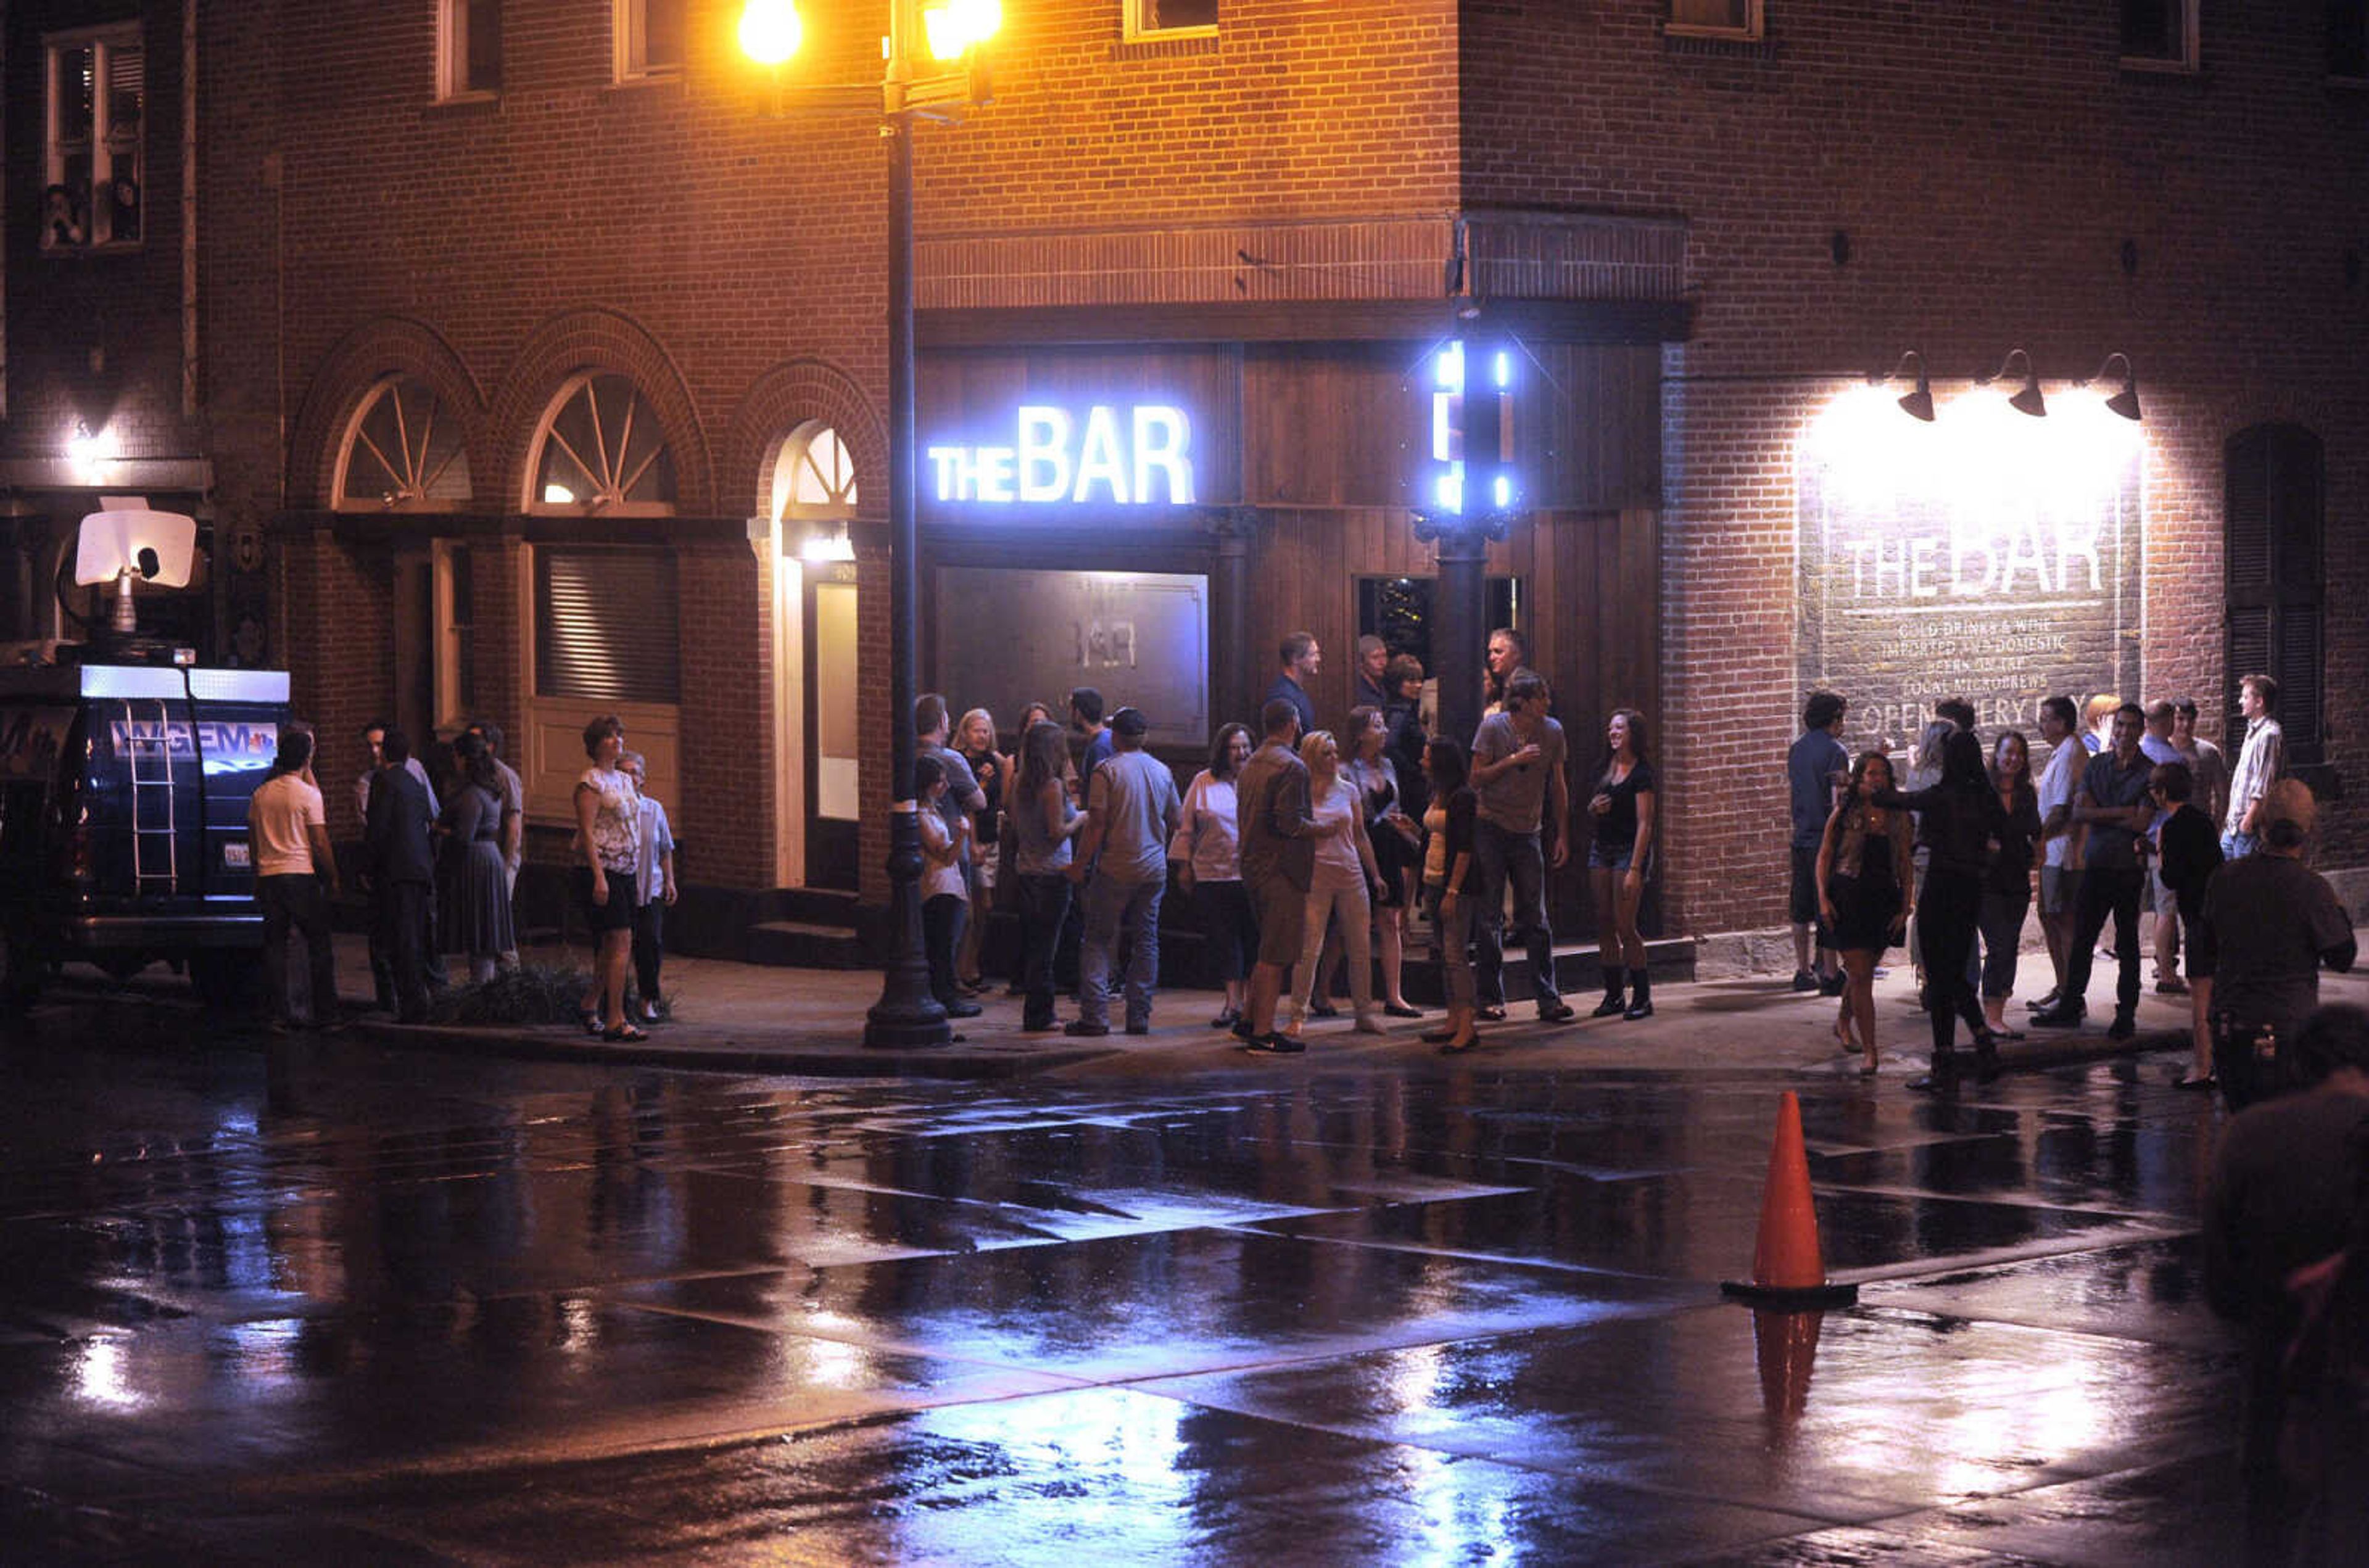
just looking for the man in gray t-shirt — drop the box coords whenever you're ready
[1468,669,1575,1022]
[1067,708,1181,1036]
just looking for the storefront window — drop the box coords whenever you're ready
[1355,575,1520,682]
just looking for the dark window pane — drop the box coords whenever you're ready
[56,45,93,142]
[466,0,503,91]
[1671,0,1750,28]
[643,0,685,68]
[1151,0,1218,30]
[2332,1,2368,76]
[2120,0,2181,58]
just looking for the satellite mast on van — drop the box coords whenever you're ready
[75,500,195,638]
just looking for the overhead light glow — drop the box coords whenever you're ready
[737,0,802,65]
[1493,474,1513,508]
[543,483,576,505]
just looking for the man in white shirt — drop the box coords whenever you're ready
[249,728,342,1030]
[2031,696,2087,1013]
[2223,672,2286,861]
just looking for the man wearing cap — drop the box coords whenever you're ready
[2191,778,2357,1111]
[1066,706,1181,1038]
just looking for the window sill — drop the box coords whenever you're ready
[607,70,684,93]
[426,91,501,117]
[1113,30,1218,60]
[35,240,146,260]
[1663,22,1764,42]
[2118,56,2202,78]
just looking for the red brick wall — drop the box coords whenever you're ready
[1464,0,2369,934]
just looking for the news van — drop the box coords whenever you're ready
[0,501,291,1007]
[0,659,290,1005]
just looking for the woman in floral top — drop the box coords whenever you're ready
[574,714,644,1040]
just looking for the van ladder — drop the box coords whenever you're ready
[123,699,179,894]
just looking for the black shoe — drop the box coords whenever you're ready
[1308,1001,1340,1020]
[1231,1016,1256,1040]
[1818,973,1846,997]
[1537,1000,1577,1024]
[943,999,983,1019]
[1022,1017,1059,1033]
[1064,1020,1110,1038]
[1590,993,1627,1019]
[1244,1033,1305,1055]
[2107,1013,2137,1041]
[1790,970,1820,992]
[2025,990,2061,1012]
[1476,1004,1507,1023]
[1210,1007,1240,1030]
[1382,1002,1424,1019]
[1624,997,1655,1020]
[1124,1021,1150,1036]
[1419,1025,1458,1044]
[2029,1002,2086,1028]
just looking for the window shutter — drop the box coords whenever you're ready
[535,550,680,706]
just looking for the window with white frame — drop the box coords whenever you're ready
[42,25,143,252]
[1124,0,1217,41]
[336,376,474,510]
[615,0,687,80]
[2120,0,2198,71]
[1666,0,1762,40]
[438,0,503,99]
[529,373,678,514]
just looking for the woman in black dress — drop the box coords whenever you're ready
[1585,708,1657,1020]
[1877,728,2009,1083]
[1977,730,2044,1041]
[1346,705,1423,1018]
[1818,750,1917,1076]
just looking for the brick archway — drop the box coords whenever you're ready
[486,307,716,515]
[286,317,486,510]
[724,358,888,522]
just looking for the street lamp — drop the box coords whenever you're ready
[1412,335,1518,748]
[742,1,1001,1049]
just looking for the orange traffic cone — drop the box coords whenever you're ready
[1720,1091,1858,1307]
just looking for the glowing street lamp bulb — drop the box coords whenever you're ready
[1494,351,1511,389]
[1436,340,1465,393]
[950,0,1003,43]
[737,0,801,65]
[1492,473,1512,508]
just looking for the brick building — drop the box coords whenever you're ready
[4,0,2363,965]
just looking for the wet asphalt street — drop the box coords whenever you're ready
[1,1007,2244,1566]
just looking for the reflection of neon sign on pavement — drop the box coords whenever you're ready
[108,720,280,772]
[929,405,1194,505]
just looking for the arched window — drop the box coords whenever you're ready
[529,373,677,514]
[334,375,473,511]
[2225,424,2323,764]
[770,421,857,559]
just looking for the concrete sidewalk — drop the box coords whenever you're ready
[204,930,2335,1084]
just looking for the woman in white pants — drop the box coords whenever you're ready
[1289,730,1386,1034]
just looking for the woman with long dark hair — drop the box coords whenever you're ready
[1346,704,1422,1018]
[1880,727,2010,1081]
[1818,750,1916,1076]
[1586,708,1657,1019]
[1978,730,2044,1041]
[1420,737,1482,1054]
[1011,719,1085,1031]
[1172,722,1259,1029]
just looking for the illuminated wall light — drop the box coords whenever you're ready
[2075,352,2143,422]
[737,0,801,64]
[67,420,117,477]
[542,483,576,505]
[1493,350,1511,390]
[801,527,855,562]
[1435,340,1465,394]
[1435,466,1465,513]
[1977,349,2048,418]
[1492,474,1513,508]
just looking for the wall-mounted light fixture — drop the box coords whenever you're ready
[2077,352,2143,422]
[1977,349,2047,418]
[1867,351,1934,423]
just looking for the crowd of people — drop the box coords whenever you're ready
[904,627,1658,1056]
[1791,676,2354,1093]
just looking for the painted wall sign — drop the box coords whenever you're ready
[927,405,1195,505]
[1796,394,2143,753]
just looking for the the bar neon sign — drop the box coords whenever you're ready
[928,405,1196,505]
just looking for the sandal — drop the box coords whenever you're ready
[601,1023,650,1043]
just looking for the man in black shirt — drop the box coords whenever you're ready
[2035,703,2156,1037]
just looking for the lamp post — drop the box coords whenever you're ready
[741,0,1000,1049]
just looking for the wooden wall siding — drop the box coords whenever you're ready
[1243,505,1661,938]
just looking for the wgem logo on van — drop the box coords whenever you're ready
[107,720,280,772]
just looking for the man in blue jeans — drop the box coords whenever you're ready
[2035,703,2156,1039]
[1067,706,1181,1037]
[1469,669,1576,1023]
[247,728,342,1031]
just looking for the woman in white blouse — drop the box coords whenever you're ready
[1289,730,1386,1035]
[1171,722,1257,1030]
[573,714,643,1041]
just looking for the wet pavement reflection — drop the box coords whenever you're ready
[0,1025,2246,1562]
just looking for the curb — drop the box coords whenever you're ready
[341,1019,1125,1082]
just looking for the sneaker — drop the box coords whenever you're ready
[2107,1013,2137,1041]
[1818,973,1846,997]
[2029,1002,2086,1028]
[1790,970,1820,992]
[1537,1000,1577,1024]
[1589,994,1627,1018]
[944,999,983,1019]
[1064,1020,1110,1038]
[1124,1021,1151,1036]
[1244,1033,1305,1054]
[2154,978,2189,996]
[1230,1016,1256,1041]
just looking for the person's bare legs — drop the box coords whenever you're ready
[598,928,632,1032]
[1375,900,1408,1011]
[1844,951,1879,1071]
[1247,961,1285,1038]
[2185,975,2216,1084]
